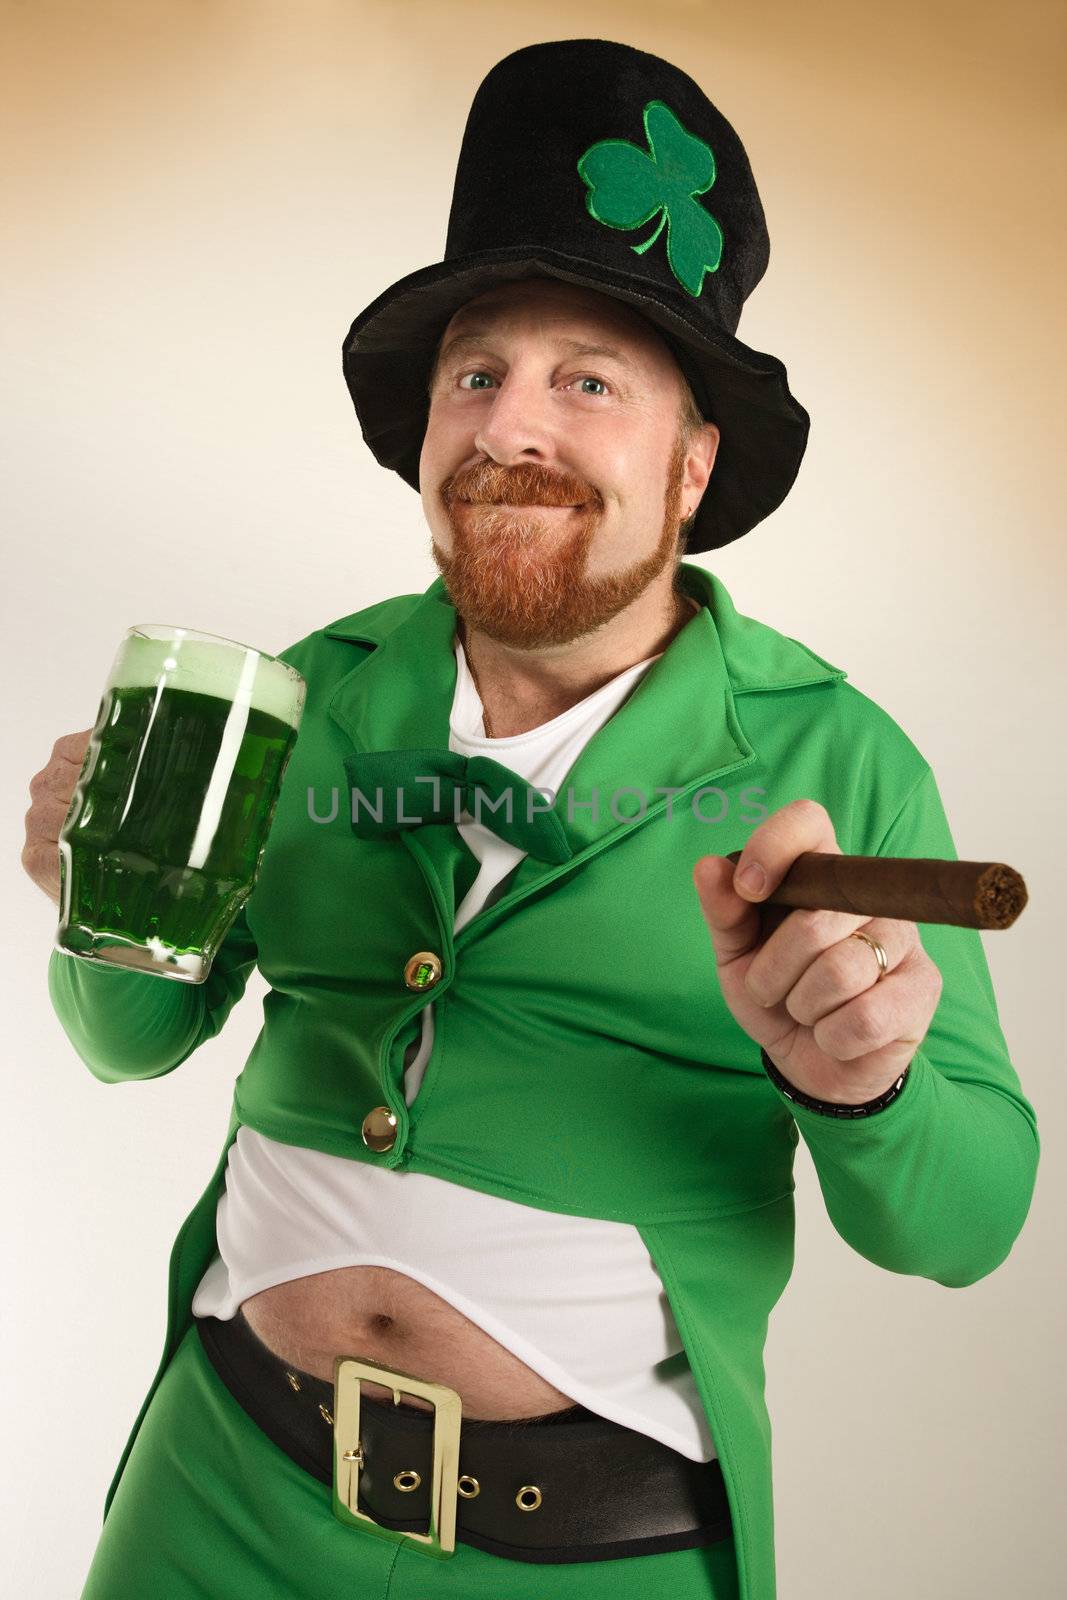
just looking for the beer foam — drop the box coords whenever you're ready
[112,631,303,728]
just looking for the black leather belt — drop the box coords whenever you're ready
[195,1310,732,1564]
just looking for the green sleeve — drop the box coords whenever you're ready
[768,764,1040,1288]
[46,900,258,1085]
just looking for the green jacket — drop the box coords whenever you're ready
[47,560,1039,1600]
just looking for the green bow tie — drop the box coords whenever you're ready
[343,747,574,865]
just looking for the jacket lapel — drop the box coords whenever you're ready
[323,562,847,939]
[324,585,482,928]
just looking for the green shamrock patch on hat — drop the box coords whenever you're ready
[577,99,724,298]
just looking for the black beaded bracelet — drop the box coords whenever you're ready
[759,1047,911,1119]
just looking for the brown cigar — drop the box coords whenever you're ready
[723,851,1028,930]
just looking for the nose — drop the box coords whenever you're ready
[472,365,559,468]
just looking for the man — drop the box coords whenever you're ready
[34,39,1038,1600]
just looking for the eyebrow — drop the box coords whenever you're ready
[434,332,641,377]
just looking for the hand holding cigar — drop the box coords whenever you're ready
[693,798,1027,1107]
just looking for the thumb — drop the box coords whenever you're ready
[692,854,761,966]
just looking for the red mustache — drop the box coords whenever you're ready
[443,459,596,509]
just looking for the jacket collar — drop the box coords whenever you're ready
[323,563,845,695]
[323,562,846,878]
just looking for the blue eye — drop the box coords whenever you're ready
[455,370,611,396]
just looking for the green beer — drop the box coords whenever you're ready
[56,626,305,983]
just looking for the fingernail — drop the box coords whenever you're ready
[737,863,766,895]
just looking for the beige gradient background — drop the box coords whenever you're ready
[3,2,1064,1595]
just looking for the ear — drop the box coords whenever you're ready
[683,422,720,510]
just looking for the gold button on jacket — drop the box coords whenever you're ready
[404,951,442,990]
[361,1106,399,1152]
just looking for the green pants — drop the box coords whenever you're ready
[81,1322,740,1599]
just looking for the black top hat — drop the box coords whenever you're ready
[342,38,809,553]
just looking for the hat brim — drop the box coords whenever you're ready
[341,245,809,553]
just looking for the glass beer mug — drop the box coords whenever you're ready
[55,624,306,983]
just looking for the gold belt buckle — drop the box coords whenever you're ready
[331,1353,462,1559]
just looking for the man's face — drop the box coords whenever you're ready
[419,277,718,649]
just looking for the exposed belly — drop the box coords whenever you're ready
[240,1265,579,1420]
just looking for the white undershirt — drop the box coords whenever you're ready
[191,619,717,1463]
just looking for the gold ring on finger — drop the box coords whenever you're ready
[850,929,889,980]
